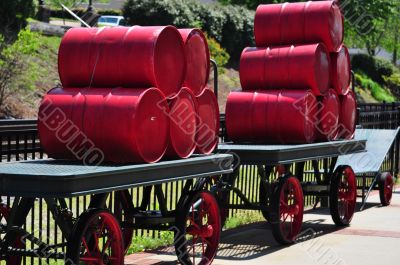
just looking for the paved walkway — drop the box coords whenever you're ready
[125,187,400,265]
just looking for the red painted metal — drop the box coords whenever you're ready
[278,176,304,243]
[383,173,394,205]
[179,29,210,96]
[0,203,24,265]
[38,87,170,163]
[165,87,197,159]
[184,191,220,265]
[225,90,317,144]
[316,89,339,141]
[331,45,351,95]
[338,90,356,140]
[195,88,219,154]
[38,87,85,160]
[58,26,186,98]
[254,1,344,52]
[240,44,331,96]
[337,166,357,224]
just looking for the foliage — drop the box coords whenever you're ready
[351,54,395,84]
[384,70,400,99]
[0,29,40,106]
[122,0,254,61]
[341,0,395,56]
[206,34,230,69]
[355,73,396,103]
[0,0,35,41]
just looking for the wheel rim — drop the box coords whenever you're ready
[183,192,220,265]
[337,167,357,224]
[78,212,123,265]
[279,177,303,242]
[384,174,394,204]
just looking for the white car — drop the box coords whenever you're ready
[97,16,126,27]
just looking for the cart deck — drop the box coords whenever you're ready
[0,154,233,198]
[218,139,366,164]
[336,128,399,174]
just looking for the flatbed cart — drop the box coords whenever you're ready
[337,128,399,210]
[0,154,233,265]
[216,139,366,245]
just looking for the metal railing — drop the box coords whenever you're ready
[1,102,399,263]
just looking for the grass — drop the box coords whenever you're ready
[355,73,397,102]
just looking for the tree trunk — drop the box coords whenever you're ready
[393,31,399,65]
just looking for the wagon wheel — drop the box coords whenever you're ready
[174,190,221,265]
[197,176,229,227]
[259,180,270,222]
[112,190,134,254]
[379,172,394,206]
[270,175,304,245]
[0,203,24,265]
[66,209,124,265]
[329,165,357,226]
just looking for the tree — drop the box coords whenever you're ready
[0,0,35,42]
[382,5,400,65]
[341,0,395,56]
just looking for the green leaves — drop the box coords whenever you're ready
[122,0,255,61]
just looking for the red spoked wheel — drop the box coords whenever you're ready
[112,190,134,254]
[270,175,304,245]
[66,209,124,265]
[0,203,23,265]
[329,165,357,226]
[174,190,221,265]
[379,172,394,206]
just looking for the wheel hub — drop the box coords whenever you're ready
[187,224,214,238]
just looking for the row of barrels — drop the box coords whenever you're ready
[226,0,356,144]
[38,26,219,163]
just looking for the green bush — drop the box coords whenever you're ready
[351,54,395,84]
[206,34,230,69]
[355,73,396,102]
[122,0,254,61]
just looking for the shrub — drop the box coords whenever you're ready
[206,34,230,69]
[0,29,40,106]
[351,54,395,84]
[122,0,254,61]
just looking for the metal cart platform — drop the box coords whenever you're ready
[215,139,366,245]
[0,154,233,265]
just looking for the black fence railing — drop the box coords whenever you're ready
[1,103,399,264]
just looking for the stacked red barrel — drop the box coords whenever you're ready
[38,26,219,164]
[226,0,356,144]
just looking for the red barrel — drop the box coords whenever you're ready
[226,90,317,144]
[331,45,351,95]
[179,29,210,96]
[254,1,344,52]
[165,88,197,159]
[58,28,100,88]
[316,89,339,141]
[338,90,356,140]
[38,87,170,163]
[240,44,330,96]
[38,87,85,160]
[58,26,186,98]
[195,88,219,154]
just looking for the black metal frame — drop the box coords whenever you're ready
[0,154,232,260]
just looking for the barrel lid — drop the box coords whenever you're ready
[179,29,210,96]
[314,43,331,96]
[195,88,219,154]
[339,90,357,139]
[167,87,197,159]
[317,88,340,141]
[135,88,170,163]
[329,1,344,52]
[154,26,186,98]
[332,45,351,95]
